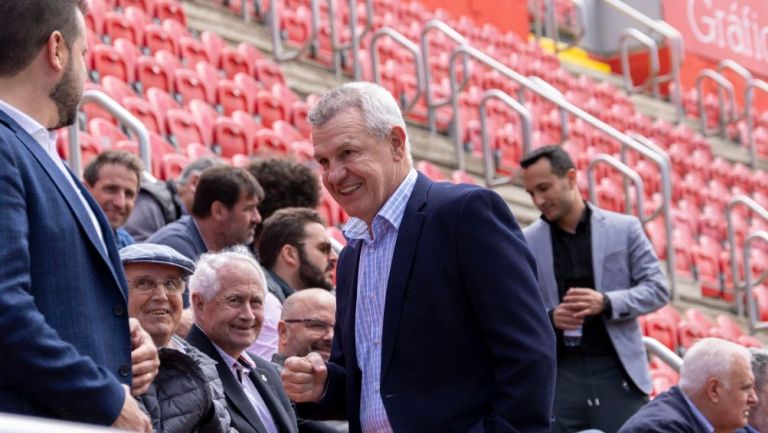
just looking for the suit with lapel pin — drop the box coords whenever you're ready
[300,172,556,433]
[0,108,132,424]
[187,324,298,433]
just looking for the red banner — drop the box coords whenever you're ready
[663,0,768,77]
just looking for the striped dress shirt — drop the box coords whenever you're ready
[344,169,417,433]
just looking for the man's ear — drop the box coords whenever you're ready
[191,293,205,316]
[210,201,225,220]
[705,377,720,403]
[277,321,288,342]
[566,167,578,188]
[45,31,67,73]
[280,244,299,267]
[389,125,407,162]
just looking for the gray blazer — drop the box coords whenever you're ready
[523,203,669,394]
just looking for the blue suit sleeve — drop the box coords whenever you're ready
[456,189,556,433]
[0,139,125,424]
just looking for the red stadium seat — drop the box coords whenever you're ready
[214,116,250,157]
[104,10,143,46]
[86,0,107,33]
[144,23,178,55]
[173,68,210,104]
[89,118,128,149]
[166,108,205,149]
[160,153,188,180]
[201,30,225,68]
[231,153,252,168]
[188,99,219,145]
[252,127,289,157]
[254,59,286,88]
[101,75,135,103]
[118,0,155,13]
[451,170,476,185]
[255,90,288,128]
[194,61,221,103]
[92,43,131,83]
[186,142,215,159]
[237,42,266,66]
[217,79,253,115]
[56,130,103,167]
[289,100,311,138]
[272,120,303,145]
[179,36,209,68]
[416,161,448,181]
[136,55,174,93]
[146,87,180,134]
[715,314,744,342]
[642,312,678,351]
[221,46,254,79]
[233,73,262,111]
[155,0,187,24]
[290,140,314,164]
[123,97,163,134]
[281,6,312,45]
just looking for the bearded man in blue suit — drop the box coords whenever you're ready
[0,1,157,430]
[281,82,556,433]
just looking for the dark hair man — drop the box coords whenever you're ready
[281,82,555,432]
[84,150,144,248]
[0,1,157,430]
[521,145,670,433]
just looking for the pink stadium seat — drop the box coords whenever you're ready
[89,118,128,149]
[118,0,155,13]
[237,42,266,66]
[123,97,163,134]
[272,120,302,145]
[155,0,187,25]
[92,43,131,83]
[255,90,288,128]
[715,314,744,342]
[173,68,210,104]
[643,312,678,351]
[416,161,448,181]
[738,335,763,348]
[188,99,218,146]
[214,116,251,157]
[101,75,135,103]
[221,46,254,79]
[104,11,142,45]
[166,108,205,149]
[193,61,221,103]
[56,130,103,167]
[289,100,311,138]
[252,127,289,157]
[136,55,174,93]
[233,73,263,109]
[186,142,215,160]
[179,36,210,68]
[451,170,476,185]
[161,18,189,38]
[200,31,225,68]
[290,140,314,164]
[231,110,261,150]
[160,153,188,180]
[217,79,253,116]
[281,6,312,45]
[254,59,286,88]
[86,0,107,34]
[144,23,178,55]
[146,87,179,133]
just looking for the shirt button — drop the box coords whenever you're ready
[118,364,131,377]
[112,303,126,316]
[374,338,380,345]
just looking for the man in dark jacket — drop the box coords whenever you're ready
[619,338,757,433]
[121,243,232,433]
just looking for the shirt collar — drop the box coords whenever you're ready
[213,343,256,373]
[680,388,715,433]
[543,200,591,233]
[343,168,418,242]
[0,99,58,154]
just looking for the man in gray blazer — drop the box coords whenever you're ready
[521,146,669,433]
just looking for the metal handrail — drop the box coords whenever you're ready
[587,154,645,219]
[369,27,424,114]
[627,133,675,292]
[643,336,682,371]
[478,89,533,187]
[696,69,737,137]
[619,28,660,97]
[599,0,685,122]
[529,76,569,144]
[420,19,469,133]
[340,0,373,80]
[726,196,768,317]
[744,230,768,334]
[269,0,320,62]
[531,0,586,53]
[71,90,151,178]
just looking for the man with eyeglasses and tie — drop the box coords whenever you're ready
[186,247,299,433]
[120,243,232,433]
[251,207,336,361]
[272,289,345,433]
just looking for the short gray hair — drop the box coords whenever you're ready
[178,156,221,185]
[679,338,752,394]
[189,246,267,302]
[307,81,411,160]
[751,348,768,391]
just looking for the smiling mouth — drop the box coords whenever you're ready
[147,309,170,316]
[338,184,362,195]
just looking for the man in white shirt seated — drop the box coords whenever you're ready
[619,338,757,433]
[121,243,232,433]
[186,247,299,433]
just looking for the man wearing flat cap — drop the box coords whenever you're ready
[120,243,233,433]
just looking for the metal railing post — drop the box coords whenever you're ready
[726,196,768,317]
[696,69,736,137]
[369,27,424,114]
[478,89,532,187]
[744,230,768,334]
[619,28,660,97]
[587,154,645,219]
[643,336,682,371]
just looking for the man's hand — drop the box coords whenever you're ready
[562,288,605,320]
[175,308,194,339]
[552,303,583,331]
[129,318,159,397]
[281,352,327,403]
[112,384,152,432]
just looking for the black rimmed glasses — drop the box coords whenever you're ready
[284,318,335,333]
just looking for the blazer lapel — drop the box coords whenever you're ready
[589,204,608,293]
[534,224,559,308]
[380,173,429,380]
[187,326,267,433]
[340,243,363,378]
[248,366,293,433]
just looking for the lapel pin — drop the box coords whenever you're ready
[261,374,268,382]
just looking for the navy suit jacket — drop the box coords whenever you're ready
[302,173,556,433]
[618,386,711,433]
[0,110,132,424]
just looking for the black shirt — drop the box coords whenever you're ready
[545,204,616,358]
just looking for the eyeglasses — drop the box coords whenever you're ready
[284,318,335,332]
[128,277,185,295]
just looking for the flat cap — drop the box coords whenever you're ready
[119,243,195,276]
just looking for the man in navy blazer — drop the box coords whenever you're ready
[281,82,556,432]
[0,1,155,430]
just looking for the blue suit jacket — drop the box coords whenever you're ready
[523,203,670,394]
[618,386,711,433]
[0,110,132,424]
[302,173,556,433]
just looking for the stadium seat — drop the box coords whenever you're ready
[214,116,251,157]
[188,99,219,146]
[221,46,254,79]
[255,90,288,128]
[146,87,180,134]
[252,127,289,157]
[89,118,128,150]
[104,10,143,46]
[56,130,103,167]
[254,59,287,88]
[271,120,302,145]
[200,30,225,68]
[173,68,210,104]
[289,100,311,138]
[217,79,253,115]
[160,152,188,180]
[92,43,131,83]
[144,23,178,55]
[186,142,215,159]
[118,0,155,14]
[86,0,107,34]
[237,42,266,66]
[136,55,173,93]
[101,75,136,103]
[166,108,205,149]
[179,36,209,68]
[123,97,163,134]
[416,161,448,181]
[155,0,187,25]
[290,140,314,164]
